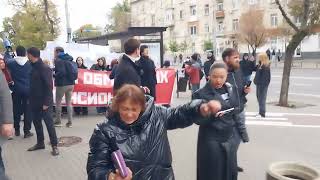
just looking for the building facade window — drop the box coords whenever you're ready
[205,4,209,16]
[271,14,278,27]
[190,5,197,16]
[248,0,257,5]
[180,10,183,20]
[218,22,223,32]
[190,26,197,35]
[205,23,209,33]
[232,19,239,31]
[232,0,239,8]
[217,2,223,11]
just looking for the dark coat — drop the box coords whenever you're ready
[90,64,107,71]
[136,56,157,98]
[113,55,142,91]
[226,69,247,112]
[87,97,205,180]
[109,64,118,80]
[254,65,271,86]
[203,59,215,79]
[29,59,53,110]
[6,57,32,96]
[192,83,239,180]
[54,53,75,87]
[240,60,256,77]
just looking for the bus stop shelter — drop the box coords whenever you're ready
[74,27,167,66]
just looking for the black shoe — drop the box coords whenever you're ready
[27,143,45,151]
[51,146,59,156]
[24,132,34,138]
[238,166,244,172]
[15,130,20,137]
[82,112,88,115]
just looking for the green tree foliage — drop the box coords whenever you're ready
[2,0,59,49]
[179,40,189,53]
[106,0,131,32]
[169,40,179,53]
[203,40,213,51]
[73,24,102,39]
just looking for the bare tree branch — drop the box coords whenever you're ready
[43,0,55,35]
[302,0,310,27]
[275,0,299,32]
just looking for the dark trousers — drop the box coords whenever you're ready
[12,93,32,133]
[256,85,269,116]
[74,107,88,115]
[32,106,58,146]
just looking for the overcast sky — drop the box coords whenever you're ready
[0,0,122,41]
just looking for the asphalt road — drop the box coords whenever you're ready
[2,68,320,180]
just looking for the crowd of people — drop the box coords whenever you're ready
[0,36,272,180]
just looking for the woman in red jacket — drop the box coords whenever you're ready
[185,54,201,93]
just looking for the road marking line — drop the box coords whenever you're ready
[246,117,288,121]
[246,112,320,117]
[288,92,320,98]
[272,75,320,80]
[246,121,292,126]
[247,121,320,128]
[246,112,284,117]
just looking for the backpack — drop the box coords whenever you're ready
[66,61,78,81]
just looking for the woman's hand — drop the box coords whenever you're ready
[108,168,133,180]
[200,100,221,117]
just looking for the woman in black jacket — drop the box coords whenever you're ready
[87,84,222,180]
[192,63,240,180]
[254,53,271,118]
[90,57,107,71]
[90,57,108,114]
[73,57,88,115]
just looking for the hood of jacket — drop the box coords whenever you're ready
[14,56,28,66]
[58,53,73,61]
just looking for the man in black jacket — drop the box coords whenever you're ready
[222,48,250,172]
[6,46,33,138]
[26,47,59,156]
[54,47,75,128]
[240,53,256,84]
[113,38,144,92]
[203,51,215,81]
[136,45,157,99]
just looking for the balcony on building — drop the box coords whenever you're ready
[216,11,225,18]
[165,7,175,27]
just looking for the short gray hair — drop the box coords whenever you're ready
[209,62,227,75]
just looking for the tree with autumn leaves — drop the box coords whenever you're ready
[2,0,60,49]
[275,0,320,106]
[238,9,268,56]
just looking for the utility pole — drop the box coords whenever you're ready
[65,0,72,43]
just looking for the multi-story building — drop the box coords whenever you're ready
[130,0,320,59]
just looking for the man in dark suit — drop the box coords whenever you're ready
[113,38,145,93]
[26,47,59,156]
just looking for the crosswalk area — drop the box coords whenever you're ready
[245,112,320,128]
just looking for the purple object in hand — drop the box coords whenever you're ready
[110,137,129,178]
